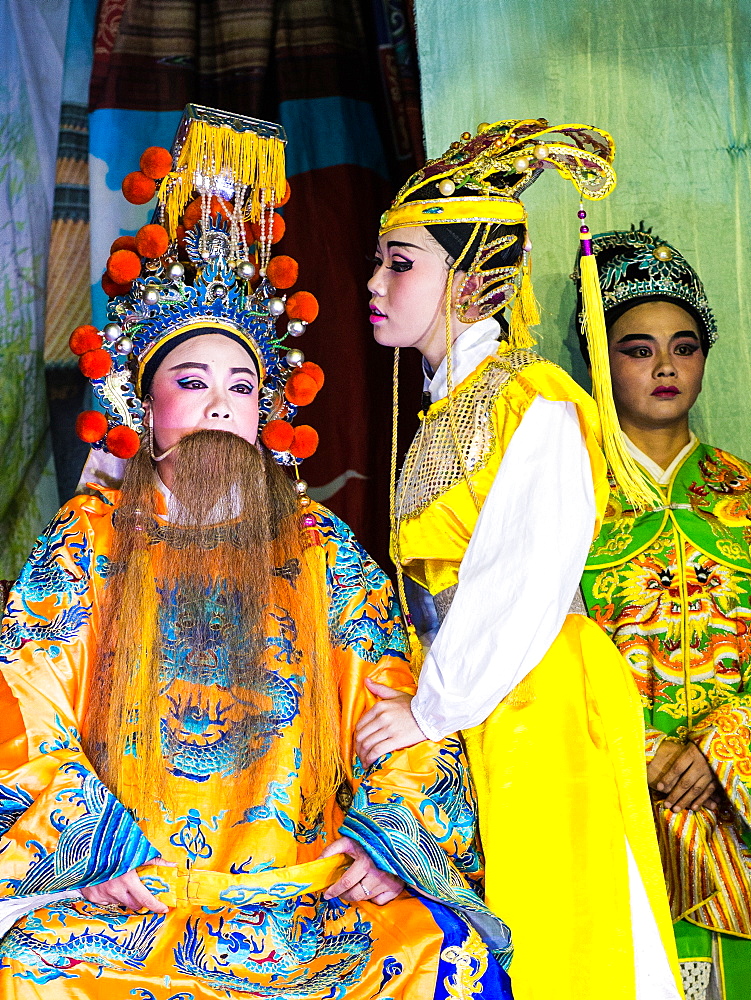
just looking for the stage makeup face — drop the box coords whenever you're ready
[608,300,706,432]
[146,332,261,453]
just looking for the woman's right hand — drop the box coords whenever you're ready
[81,857,170,913]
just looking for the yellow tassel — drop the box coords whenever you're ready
[580,252,659,512]
[508,259,538,351]
[157,119,287,239]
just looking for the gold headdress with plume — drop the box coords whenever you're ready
[383,119,657,661]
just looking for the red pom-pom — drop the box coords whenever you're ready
[110,235,138,254]
[139,146,172,180]
[182,195,232,230]
[285,371,318,407]
[69,324,103,356]
[79,348,112,379]
[260,420,295,452]
[300,361,324,390]
[183,198,202,230]
[135,223,169,258]
[249,212,286,245]
[286,291,319,324]
[75,410,108,443]
[101,273,133,298]
[266,255,298,289]
[107,249,142,284]
[122,171,156,205]
[106,425,140,459]
[289,425,319,459]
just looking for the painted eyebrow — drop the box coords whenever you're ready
[386,241,424,251]
[615,330,700,344]
[229,367,257,376]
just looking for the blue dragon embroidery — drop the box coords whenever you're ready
[0,911,164,984]
[174,900,373,998]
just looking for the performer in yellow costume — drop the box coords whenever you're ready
[0,106,514,999]
[356,120,683,999]
[577,226,751,1000]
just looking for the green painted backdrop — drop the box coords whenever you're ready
[414,0,751,457]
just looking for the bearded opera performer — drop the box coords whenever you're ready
[0,106,512,999]
[576,227,751,1000]
[353,120,684,999]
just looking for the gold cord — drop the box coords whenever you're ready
[389,348,411,622]
[444,226,482,513]
[389,348,424,673]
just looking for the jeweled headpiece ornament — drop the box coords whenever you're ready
[380,118,616,344]
[69,104,323,466]
[574,225,716,353]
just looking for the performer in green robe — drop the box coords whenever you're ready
[576,227,751,1000]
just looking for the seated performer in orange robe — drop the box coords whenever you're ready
[0,106,511,1000]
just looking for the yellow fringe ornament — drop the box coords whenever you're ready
[157,107,287,240]
[508,250,539,351]
[579,217,660,512]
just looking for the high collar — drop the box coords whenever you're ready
[624,431,698,486]
[423,317,502,403]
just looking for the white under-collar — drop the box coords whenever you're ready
[424,317,502,403]
[154,472,241,523]
[624,431,698,486]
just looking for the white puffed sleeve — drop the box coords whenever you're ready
[410,395,596,741]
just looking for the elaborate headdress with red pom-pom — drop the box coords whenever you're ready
[70,104,322,463]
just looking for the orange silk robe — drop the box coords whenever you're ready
[0,491,511,999]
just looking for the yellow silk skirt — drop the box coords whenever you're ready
[463,613,683,1000]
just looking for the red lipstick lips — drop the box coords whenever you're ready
[651,386,680,398]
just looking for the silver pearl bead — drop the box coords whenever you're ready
[294,479,308,495]
[167,262,185,281]
[235,260,256,280]
[115,337,133,354]
[287,319,306,337]
[438,178,456,197]
[286,348,305,367]
[103,322,122,343]
[213,284,226,299]
[268,297,286,317]
[142,285,160,305]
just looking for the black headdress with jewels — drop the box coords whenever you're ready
[574,225,716,355]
